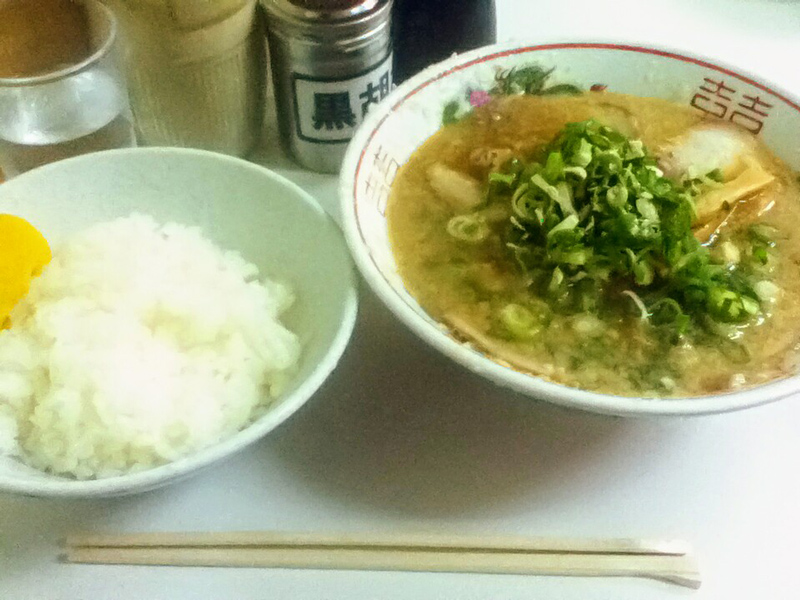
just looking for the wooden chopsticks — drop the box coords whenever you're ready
[64,531,701,590]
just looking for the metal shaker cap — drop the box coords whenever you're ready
[261,0,391,45]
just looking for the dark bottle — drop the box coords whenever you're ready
[391,0,497,84]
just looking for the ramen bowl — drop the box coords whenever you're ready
[0,148,357,496]
[340,42,800,416]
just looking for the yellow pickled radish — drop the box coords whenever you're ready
[0,214,51,328]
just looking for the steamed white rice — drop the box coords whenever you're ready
[0,214,301,479]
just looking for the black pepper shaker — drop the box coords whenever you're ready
[262,0,393,173]
[391,0,497,84]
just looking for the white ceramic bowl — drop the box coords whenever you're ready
[340,41,800,417]
[0,148,358,496]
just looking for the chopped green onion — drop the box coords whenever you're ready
[572,138,593,167]
[606,182,629,208]
[625,140,645,159]
[548,266,565,293]
[446,214,489,243]
[489,172,517,186]
[635,197,659,223]
[741,295,760,315]
[530,174,576,215]
[633,260,654,286]
[707,287,758,323]
[752,246,769,265]
[649,298,690,336]
[496,303,549,340]
[563,166,587,179]
[491,118,766,334]
[543,152,565,181]
[547,214,579,238]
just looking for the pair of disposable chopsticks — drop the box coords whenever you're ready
[64,531,701,590]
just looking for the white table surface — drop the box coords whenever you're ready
[3,1,800,598]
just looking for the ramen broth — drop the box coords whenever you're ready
[387,92,800,397]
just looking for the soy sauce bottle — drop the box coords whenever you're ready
[391,0,497,84]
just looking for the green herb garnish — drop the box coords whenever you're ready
[490,119,762,336]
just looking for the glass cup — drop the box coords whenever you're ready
[0,0,135,179]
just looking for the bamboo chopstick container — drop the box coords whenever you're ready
[107,0,266,156]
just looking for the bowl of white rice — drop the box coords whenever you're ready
[0,148,358,497]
